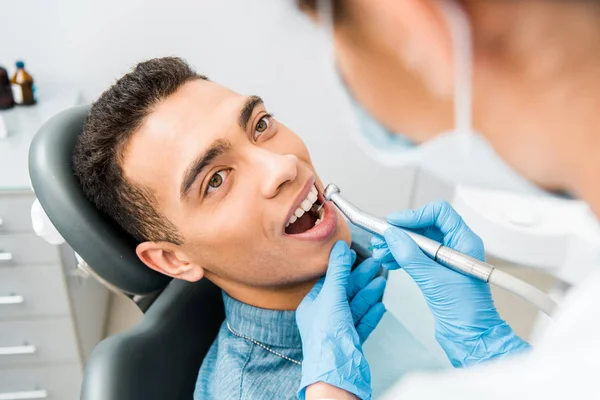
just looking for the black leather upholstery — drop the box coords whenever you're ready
[29,105,170,295]
[28,106,225,399]
[81,279,224,400]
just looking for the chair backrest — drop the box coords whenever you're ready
[29,105,170,295]
[28,106,225,399]
[81,278,224,400]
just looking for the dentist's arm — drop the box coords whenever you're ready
[306,382,358,400]
[372,200,530,367]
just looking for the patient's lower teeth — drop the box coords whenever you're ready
[286,208,317,234]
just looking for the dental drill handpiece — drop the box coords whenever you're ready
[323,184,495,283]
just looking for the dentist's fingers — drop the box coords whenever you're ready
[386,200,460,230]
[371,236,400,269]
[383,228,436,268]
[382,261,400,271]
[383,227,454,288]
[370,236,396,264]
[302,277,325,303]
[350,276,386,324]
[371,235,386,248]
[356,302,386,344]
[349,258,381,298]
[387,201,482,254]
[323,241,354,302]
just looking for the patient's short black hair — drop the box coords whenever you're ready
[73,57,207,245]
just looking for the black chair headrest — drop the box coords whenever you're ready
[28,105,171,295]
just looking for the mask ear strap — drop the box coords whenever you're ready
[437,0,473,135]
[317,0,335,58]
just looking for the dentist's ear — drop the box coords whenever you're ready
[373,0,456,97]
[136,242,205,282]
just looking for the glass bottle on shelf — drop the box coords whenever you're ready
[10,61,36,106]
[0,66,14,110]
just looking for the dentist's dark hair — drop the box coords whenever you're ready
[73,57,207,245]
[296,0,344,22]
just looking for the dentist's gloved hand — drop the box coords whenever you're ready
[296,241,386,400]
[371,200,530,368]
[347,254,387,344]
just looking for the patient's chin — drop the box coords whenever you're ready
[314,262,328,277]
[335,214,352,244]
[307,253,333,279]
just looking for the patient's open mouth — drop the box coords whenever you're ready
[285,184,324,235]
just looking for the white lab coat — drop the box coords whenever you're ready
[381,271,600,399]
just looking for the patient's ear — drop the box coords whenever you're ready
[136,242,204,282]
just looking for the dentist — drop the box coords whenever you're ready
[294,0,600,399]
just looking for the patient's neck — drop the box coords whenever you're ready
[206,273,318,311]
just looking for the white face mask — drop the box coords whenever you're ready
[319,0,545,196]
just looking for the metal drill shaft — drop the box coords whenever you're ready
[323,183,495,282]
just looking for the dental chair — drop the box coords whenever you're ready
[28,106,225,400]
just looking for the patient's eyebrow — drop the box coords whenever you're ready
[238,95,264,131]
[180,139,232,200]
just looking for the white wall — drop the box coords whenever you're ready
[1,0,415,214]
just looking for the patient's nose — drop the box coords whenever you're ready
[257,151,299,199]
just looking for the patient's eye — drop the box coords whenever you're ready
[206,169,229,194]
[253,114,272,140]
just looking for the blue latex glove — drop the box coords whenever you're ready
[348,256,387,343]
[296,241,386,400]
[371,200,530,368]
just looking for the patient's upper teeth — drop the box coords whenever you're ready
[301,199,312,212]
[287,185,321,228]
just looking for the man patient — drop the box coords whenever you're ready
[72,57,386,399]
